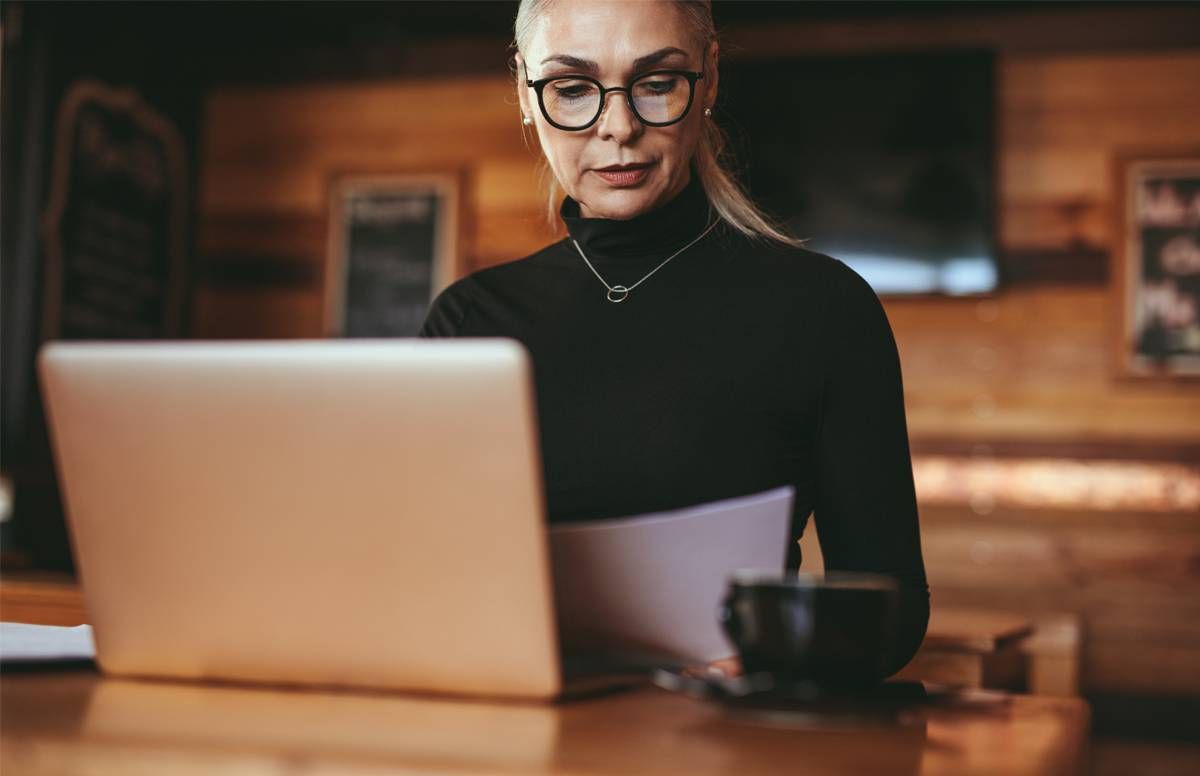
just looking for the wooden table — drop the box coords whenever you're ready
[0,579,1083,693]
[2,668,1088,775]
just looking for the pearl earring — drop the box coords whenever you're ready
[703,107,712,118]
[522,115,532,126]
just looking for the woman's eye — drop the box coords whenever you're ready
[638,78,678,95]
[553,81,597,100]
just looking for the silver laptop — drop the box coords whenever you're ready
[38,339,577,699]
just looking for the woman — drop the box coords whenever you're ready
[420,0,929,680]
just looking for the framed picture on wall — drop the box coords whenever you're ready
[324,171,463,337]
[1112,152,1200,378]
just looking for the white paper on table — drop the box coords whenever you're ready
[0,622,96,663]
[549,484,795,665]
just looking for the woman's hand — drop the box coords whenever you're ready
[682,656,742,679]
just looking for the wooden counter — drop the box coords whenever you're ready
[0,576,1081,693]
[1,669,1088,775]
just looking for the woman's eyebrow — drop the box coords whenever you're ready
[539,46,689,73]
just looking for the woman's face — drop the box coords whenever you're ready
[516,0,718,219]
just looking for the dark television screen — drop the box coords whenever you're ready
[720,50,997,295]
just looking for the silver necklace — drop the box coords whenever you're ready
[571,216,721,303]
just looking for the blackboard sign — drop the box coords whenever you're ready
[1114,152,1200,379]
[325,173,460,337]
[41,79,189,341]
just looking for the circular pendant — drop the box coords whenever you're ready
[606,285,630,303]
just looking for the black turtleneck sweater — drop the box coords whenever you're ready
[418,176,929,678]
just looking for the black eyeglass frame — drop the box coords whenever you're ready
[523,61,705,131]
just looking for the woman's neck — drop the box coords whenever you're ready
[560,174,714,264]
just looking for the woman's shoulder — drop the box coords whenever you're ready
[772,244,897,351]
[788,246,890,327]
[462,238,575,289]
[803,249,882,308]
[727,226,878,305]
[419,239,571,336]
[442,239,570,292]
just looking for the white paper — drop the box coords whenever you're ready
[0,621,96,662]
[549,485,795,665]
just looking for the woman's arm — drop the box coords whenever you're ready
[812,258,930,679]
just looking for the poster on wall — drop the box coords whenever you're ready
[324,172,462,338]
[40,79,190,341]
[1114,153,1200,378]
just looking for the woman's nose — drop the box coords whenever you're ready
[596,91,642,143]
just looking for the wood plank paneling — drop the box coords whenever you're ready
[191,288,324,339]
[472,160,548,212]
[1000,201,1109,249]
[997,52,1200,253]
[919,505,1200,696]
[200,214,326,261]
[1001,52,1200,110]
[883,285,1200,442]
[724,6,1200,57]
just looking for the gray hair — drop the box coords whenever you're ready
[512,0,807,248]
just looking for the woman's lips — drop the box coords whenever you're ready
[594,164,652,186]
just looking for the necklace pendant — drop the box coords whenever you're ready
[571,216,719,306]
[606,285,630,303]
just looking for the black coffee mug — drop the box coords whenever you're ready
[718,570,901,688]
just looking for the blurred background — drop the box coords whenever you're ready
[2,0,1198,767]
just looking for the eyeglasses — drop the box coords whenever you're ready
[524,60,704,131]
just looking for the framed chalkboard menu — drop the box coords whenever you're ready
[324,172,462,337]
[40,79,190,341]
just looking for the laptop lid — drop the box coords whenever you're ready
[38,339,563,699]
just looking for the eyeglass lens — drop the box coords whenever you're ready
[543,72,692,128]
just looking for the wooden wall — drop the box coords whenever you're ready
[196,48,1200,445]
[920,503,1200,697]
[195,75,554,339]
[892,50,1200,446]
[195,7,1200,697]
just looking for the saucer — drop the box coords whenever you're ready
[650,668,975,728]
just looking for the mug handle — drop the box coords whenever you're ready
[717,589,741,642]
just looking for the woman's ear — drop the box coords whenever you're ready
[702,39,719,111]
[515,52,533,123]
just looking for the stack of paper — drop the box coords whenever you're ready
[549,485,795,664]
[0,622,95,664]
